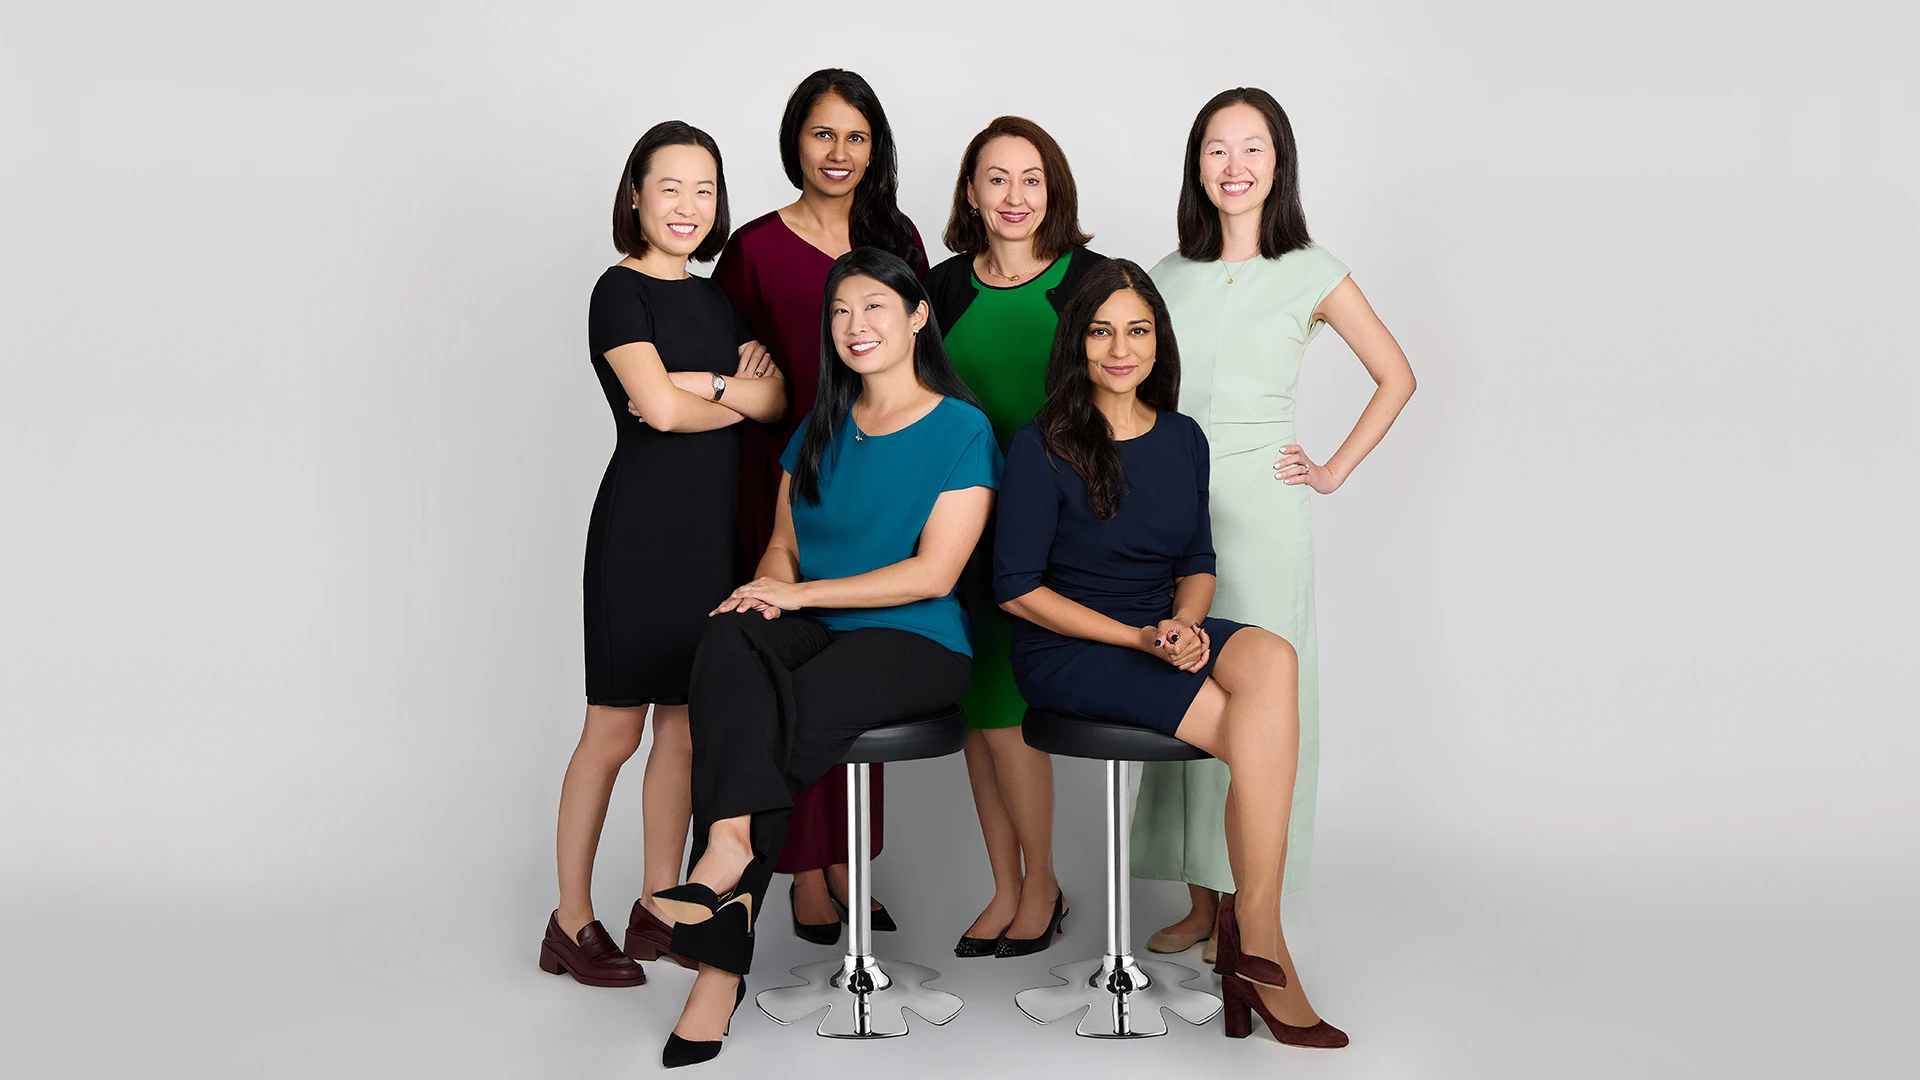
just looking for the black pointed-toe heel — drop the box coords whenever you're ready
[953,928,1006,958]
[994,891,1067,958]
[662,978,747,1069]
[827,880,897,933]
[791,881,842,946]
[652,882,726,927]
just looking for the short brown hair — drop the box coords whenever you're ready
[611,120,730,262]
[942,116,1092,261]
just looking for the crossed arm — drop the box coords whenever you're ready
[605,339,787,433]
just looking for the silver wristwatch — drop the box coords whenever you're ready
[710,373,726,401]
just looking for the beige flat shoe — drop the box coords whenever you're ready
[1202,934,1218,965]
[1146,927,1211,954]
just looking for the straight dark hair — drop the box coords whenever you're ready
[941,115,1093,260]
[1175,87,1311,261]
[779,69,922,265]
[611,121,730,261]
[790,248,982,506]
[1036,259,1180,521]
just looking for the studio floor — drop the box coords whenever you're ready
[6,853,1909,1079]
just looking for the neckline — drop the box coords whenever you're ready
[774,207,850,262]
[612,262,693,282]
[1112,409,1160,443]
[849,394,946,441]
[970,251,1066,292]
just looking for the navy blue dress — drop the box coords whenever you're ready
[992,411,1249,735]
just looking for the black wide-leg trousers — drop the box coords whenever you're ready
[681,610,971,970]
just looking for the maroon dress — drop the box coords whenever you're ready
[713,209,929,873]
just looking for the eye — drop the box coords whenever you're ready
[1130,326,1149,336]
[866,302,882,311]
[1026,177,1041,186]
[1088,327,1109,337]
[990,177,1003,185]
[848,133,865,143]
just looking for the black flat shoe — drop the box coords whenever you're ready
[827,880,897,933]
[994,891,1067,958]
[662,978,747,1069]
[791,881,841,946]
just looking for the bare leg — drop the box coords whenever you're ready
[962,729,1023,938]
[983,726,1060,938]
[791,867,835,924]
[824,862,883,913]
[1154,884,1219,940]
[640,704,692,925]
[1175,629,1321,1026]
[555,704,647,940]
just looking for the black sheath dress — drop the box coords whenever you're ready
[583,265,747,706]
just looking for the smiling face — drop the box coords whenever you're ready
[1084,287,1157,397]
[796,92,874,198]
[1197,102,1274,224]
[634,142,717,257]
[966,135,1048,245]
[830,273,928,376]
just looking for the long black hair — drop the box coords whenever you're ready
[1036,259,1181,520]
[789,248,982,506]
[1175,87,1311,261]
[779,68,922,265]
[611,120,730,261]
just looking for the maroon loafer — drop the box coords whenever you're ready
[538,911,646,987]
[625,898,698,971]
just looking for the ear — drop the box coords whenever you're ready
[909,299,929,335]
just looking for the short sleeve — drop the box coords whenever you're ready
[588,272,653,356]
[1172,418,1216,577]
[778,414,812,475]
[992,425,1059,604]
[941,412,1002,493]
[1304,245,1351,312]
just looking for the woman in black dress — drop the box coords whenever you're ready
[538,122,788,987]
[993,259,1347,1048]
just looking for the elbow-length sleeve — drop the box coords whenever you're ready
[993,425,1058,604]
[1172,417,1216,578]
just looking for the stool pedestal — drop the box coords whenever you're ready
[1014,760,1220,1037]
[755,761,963,1038]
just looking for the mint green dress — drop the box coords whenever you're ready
[944,253,1074,729]
[1130,244,1350,895]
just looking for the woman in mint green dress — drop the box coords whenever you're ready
[1132,89,1416,1002]
[926,116,1106,958]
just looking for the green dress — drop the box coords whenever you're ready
[1130,244,1350,895]
[944,252,1073,729]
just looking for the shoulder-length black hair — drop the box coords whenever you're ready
[612,120,730,261]
[1036,259,1180,520]
[1175,87,1311,262]
[942,115,1093,260]
[789,248,982,506]
[779,69,922,265]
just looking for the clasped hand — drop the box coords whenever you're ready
[1140,619,1210,673]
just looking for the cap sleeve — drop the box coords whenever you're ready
[1172,417,1216,577]
[1304,245,1351,311]
[941,410,1002,493]
[588,271,653,355]
[992,425,1057,604]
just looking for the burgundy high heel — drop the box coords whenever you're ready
[1221,977,1349,1049]
[1213,893,1287,988]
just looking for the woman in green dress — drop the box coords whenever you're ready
[1133,88,1416,997]
[926,116,1106,958]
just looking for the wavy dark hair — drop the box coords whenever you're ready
[789,248,983,506]
[611,120,730,261]
[1175,87,1311,261]
[1036,259,1180,520]
[941,115,1092,260]
[779,69,922,265]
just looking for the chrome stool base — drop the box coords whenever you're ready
[757,956,962,1038]
[1015,955,1220,1037]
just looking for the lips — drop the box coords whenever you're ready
[1101,365,1137,376]
[821,167,853,182]
[666,223,698,238]
[998,211,1030,223]
[1220,181,1254,196]
[848,341,880,357]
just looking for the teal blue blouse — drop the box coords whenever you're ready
[779,396,1002,656]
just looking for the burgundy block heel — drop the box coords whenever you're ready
[1221,977,1348,1049]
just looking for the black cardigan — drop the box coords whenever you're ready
[924,245,1109,336]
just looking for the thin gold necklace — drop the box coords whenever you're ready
[1225,256,1258,286]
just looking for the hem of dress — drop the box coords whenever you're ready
[586,695,689,708]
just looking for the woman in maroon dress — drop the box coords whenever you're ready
[712,68,928,942]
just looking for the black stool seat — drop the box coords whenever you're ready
[843,706,968,764]
[1022,707,1210,762]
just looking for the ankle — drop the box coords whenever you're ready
[557,905,595,940]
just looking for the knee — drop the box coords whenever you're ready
[1238,629,1297,685]
[692,612,760,679]
[580,709,644,765]
[649,708,692,756]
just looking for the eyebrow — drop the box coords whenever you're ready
[812,125,871,136]
[1087,318,1153,326]
[655,177,714,184]
[985,165,1044,173]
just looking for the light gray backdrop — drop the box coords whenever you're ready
[3,2,1916,1077]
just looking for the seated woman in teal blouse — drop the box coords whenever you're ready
[649,248,1000,1069]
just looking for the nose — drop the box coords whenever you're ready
[825,138,849,162]
[1107,331,1133,360]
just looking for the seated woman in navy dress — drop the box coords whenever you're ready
[650,248,1000,1068]
[993,258,1347,1048]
